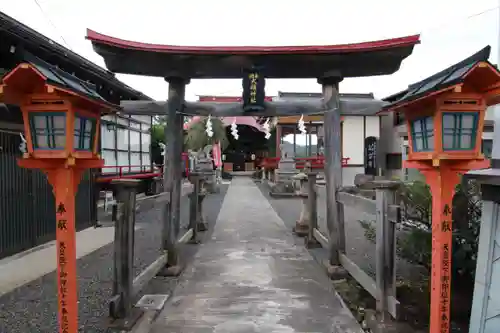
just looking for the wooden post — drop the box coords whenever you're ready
[45,167,84,333]
[405,159,489,332]
[320,77,344,266]
[337,201,346,254]
[373,180,400,321]
[110,179,140,320]
[275,124,281,157]
[172,107,184,238]
[306,172,321,248]
[162,77,189,268]
[111,188,118,222]
[188,173,200,242]
[197,176,208,232]
[421,167,459,333]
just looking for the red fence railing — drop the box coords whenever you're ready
[96,155,345,183]
[97,165,161,182]
[97,153,190,183]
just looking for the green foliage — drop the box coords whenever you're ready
[151,123,165,144]
[399,181,432,225]
[184,117,229,151]
[150,123,165,165]
[359,179,482,283]
[397,228,433,267]
[399,180,481,281]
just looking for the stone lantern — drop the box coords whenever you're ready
[293,162,313,236]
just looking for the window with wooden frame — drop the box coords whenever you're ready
[29,112,66,150]
[442,112,478,151]
[410,116,434,152]
[73,115,96,151]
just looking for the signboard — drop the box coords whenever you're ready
[242,70,265,112]
[364,136,378,176]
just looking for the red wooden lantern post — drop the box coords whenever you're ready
[0,62,117,333]
[383,47,500,333]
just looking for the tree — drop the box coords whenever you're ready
[184,117,229,151]
[151,123,165,165]
[150,116,193,165]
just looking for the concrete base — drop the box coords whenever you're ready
[269,180,296,198]
[364,309,417,333]
[269,191,298,198]
[188,237,200,245]
[107,308,144,332]
[158,265,184,277]
[293,221,309,237]
[322,260,349,280]
[197,222,208,232]
[304,235,322,249]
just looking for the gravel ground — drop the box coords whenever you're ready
[0,185,228,333]
[257,182,425,282]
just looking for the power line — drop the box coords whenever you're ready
[419,5,500,34]
[32,0,73,50]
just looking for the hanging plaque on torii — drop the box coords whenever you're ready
[242,68,266,112]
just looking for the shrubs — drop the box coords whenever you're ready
[398,180,481,283]
[360,179,481,284]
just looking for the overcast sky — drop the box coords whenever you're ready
[1,0,499,101]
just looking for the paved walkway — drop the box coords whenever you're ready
[151,177,362,333]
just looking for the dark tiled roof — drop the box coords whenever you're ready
[0,11,151,102]
[383,46,492,107]
[22,53,111,105]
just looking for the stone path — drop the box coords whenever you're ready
[151,177,362,333]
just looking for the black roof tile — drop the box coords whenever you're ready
[383,46,492,107]
[22,53,110,105]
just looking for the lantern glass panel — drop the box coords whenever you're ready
[410,116,434,152]
[442,112,478,150]
[29,112,66,150]
[74,115,96,151]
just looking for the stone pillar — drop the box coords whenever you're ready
[319,76,343,266]
[188,173,200,243]
[317,124,325,155]
[306,172,321,249]
[293,170,310,236]
[162,77,189,268]
[110,179,140,321]
[275,124,282,157]
[467,110,500,333]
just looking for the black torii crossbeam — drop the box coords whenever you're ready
[119,98,387,117]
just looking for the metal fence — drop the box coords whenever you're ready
[0,130,94,259]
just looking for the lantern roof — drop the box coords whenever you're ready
[86,29,420,79]
[0,12,151,102]
[382,46,500,111]
[0,57,119,112]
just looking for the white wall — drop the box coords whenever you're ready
[342,166,364,186]
[341,115,380,186]
[342,116,364,165]
[365,116,380,138]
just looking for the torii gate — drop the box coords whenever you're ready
[86,28,420,271]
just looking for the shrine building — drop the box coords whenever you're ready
[187,91,390,186]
